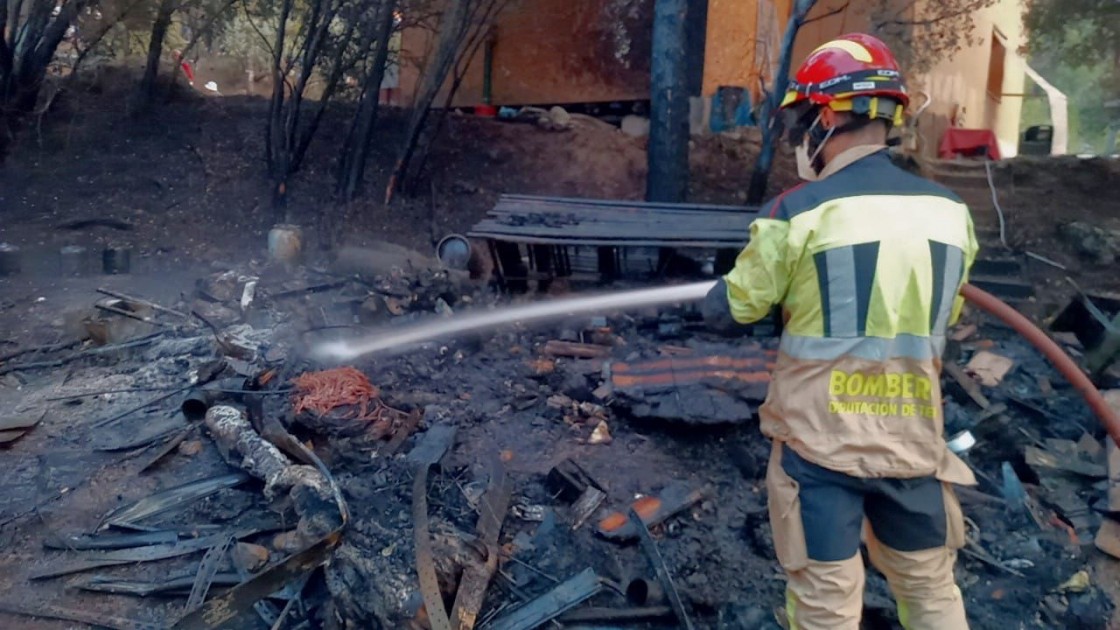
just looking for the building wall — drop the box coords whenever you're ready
[701,0,791,97]
[397,0,653,108]
[701,0,758,96]
[393,0,1027,153]
[783,0,1027,158]
[789,0,859,67]
[915,0,1027,158]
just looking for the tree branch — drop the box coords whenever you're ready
[0,0,12,91]
[881,0,918,26]
[180,0,239,61]
[747,0,818,204]
[68,0,149,80]
[292,17,358,171]
[335,0,398,201]
[803,0,850,26]
[240,0,276,61]
[874,2,982,29]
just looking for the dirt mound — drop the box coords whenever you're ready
[991,156,1120,243]
[435,115,648,200]
[689,128,801,205]
[934,156,1120,312]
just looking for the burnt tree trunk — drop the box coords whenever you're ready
[266,0,296,211]
[409,0,511,191]
[0,0,91,158]
[646,0,692,276]
[336,1,397,202]
[647,0,690,204]
[384,0,472,204]
[266,0,357,216]
[136,0,176,110]
[746,0,818,204]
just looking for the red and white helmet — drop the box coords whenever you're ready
[781,33,908,126]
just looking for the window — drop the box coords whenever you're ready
[987,30,1007,102]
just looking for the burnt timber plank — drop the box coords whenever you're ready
[471,222,751,240]
[498,193,754,212]
[472,195,757,275]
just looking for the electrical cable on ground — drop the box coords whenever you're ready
[983,158,1009,250]
[983,157,1066,269]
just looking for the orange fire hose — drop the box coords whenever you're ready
[960,283,1120,448]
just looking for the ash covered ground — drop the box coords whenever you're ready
[1,93,1120,629]
[0,253,1116,629]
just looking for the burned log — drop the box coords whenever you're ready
[607,348,774,424]
[203,405,340,547]
[169,405,350,628]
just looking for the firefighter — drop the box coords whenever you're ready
[172,50,195,87]
[702,33,977,629]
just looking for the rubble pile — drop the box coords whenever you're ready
[0,259,1119,629]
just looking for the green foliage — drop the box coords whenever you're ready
[1024,0,1120,68]
[219,0,285,69]
[866,0,1001,75]
[1023,60,1113,153]
[76,0,239,62]
[1023,0,1120,154]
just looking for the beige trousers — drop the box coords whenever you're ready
[767,444,969,629]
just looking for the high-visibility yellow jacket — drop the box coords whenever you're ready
[708,147,978,483]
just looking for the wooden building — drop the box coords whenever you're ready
[394,0,1032,157]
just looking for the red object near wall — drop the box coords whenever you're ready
[939,128,1002,160]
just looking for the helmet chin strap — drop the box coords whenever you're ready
[806,113,836,172]
[806,108,882,171]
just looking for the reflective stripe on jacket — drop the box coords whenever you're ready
[724,148,978,483]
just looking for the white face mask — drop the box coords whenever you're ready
[795,114,834,181]
[795,140,818,181]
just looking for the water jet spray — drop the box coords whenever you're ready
[311,281,717,362]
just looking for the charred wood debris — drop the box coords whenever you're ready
[0,261,1119,629]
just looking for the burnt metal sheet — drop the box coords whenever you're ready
[168,420,355,627]
[558,606,673,623]
[31,534,229,581]
[185,536,236,612]
[1109,436,1120,512]
[100,472,251,529]
[487,568,604,630]
[44,530,179,551]
[409,427,458,630]
[1051,293,1120,378]
[597,481,708,541]
[629,507,695,630]
[78,572,243,597]
[413,465,453,630]
[0,601,161,630]
[171,529,345,629]
[406,425,458,466]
